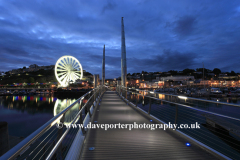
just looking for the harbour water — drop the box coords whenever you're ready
[0,95,77,138]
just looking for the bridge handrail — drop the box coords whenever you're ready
[120,86,240,122]
[45,87,102,160]
[118,86,239,159]
[123,86,240,108]
[0,87,98,160]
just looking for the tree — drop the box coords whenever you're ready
[83,71,92,76]
[168,70,178,75]
[182,68,195,75]
[230,71,236,76]
[141,71,147,79]
[196,68,211,73]
[38,77,47,83]
[15,78,25,83]
[141,71,148,74]
[213,68,221,75]
[28,77,35,83]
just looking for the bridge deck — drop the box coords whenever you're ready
[80,91,221,160]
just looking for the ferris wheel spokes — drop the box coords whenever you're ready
[55,55,83,87]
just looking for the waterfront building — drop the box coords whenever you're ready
[160,76,195,82]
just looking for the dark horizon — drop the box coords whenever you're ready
[3,63,239,79]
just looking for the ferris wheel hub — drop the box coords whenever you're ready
[55,55,83,87]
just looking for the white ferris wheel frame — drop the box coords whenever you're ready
[55,55,83,87]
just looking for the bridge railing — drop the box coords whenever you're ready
[117,86,240,159]
[1,85,106,160]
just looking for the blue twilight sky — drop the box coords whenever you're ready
[0,0,240,78]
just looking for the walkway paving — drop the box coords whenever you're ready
[80,91,222,160]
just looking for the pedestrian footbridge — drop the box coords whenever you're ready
[1,86,240,160]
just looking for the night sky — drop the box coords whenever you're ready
[0,0,240,78]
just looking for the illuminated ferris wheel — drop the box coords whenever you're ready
[55,55,83,87]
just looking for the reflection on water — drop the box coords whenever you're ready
[0,95,79,137]
[139,91,148,96]
[54,99,81,124]
[158,94,165,100]
[1,96,57,114]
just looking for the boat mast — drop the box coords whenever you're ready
[203,62,205,89]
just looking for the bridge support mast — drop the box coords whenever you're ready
[121,17,127,87]
[93,74,99,88]
[102,45,105,86]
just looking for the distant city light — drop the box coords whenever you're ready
[178,96,188,100]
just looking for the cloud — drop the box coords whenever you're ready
[172,16,197,36]
[102,1,116,14]
[126,49,199,73]
[0,0,240,78]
